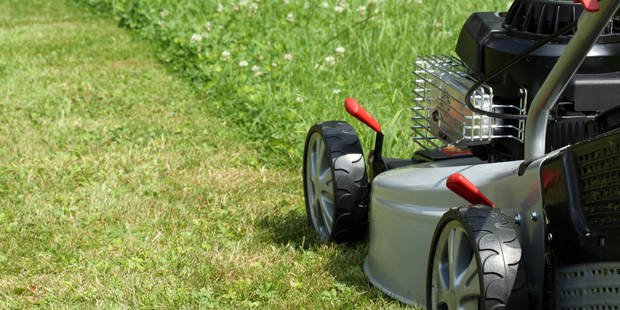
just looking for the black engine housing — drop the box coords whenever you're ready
[455,0,620,160]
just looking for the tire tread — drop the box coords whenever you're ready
[303,121,369,243]
[428,205,529,310]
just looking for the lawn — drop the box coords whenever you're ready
[0,0,511,308]
[72,0,513,166]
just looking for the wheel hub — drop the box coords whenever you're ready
[305,132,335,239]
[431,220,481,310]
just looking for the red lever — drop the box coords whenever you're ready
[573,0,599,12]
[344,97,381,133]
[446,173,495,207]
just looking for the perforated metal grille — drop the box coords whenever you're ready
[555,263,620,309]
[574,134,620,231]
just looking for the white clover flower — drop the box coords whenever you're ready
[250,2,258,10]
[217,3,224,12]
[160,10,169,18]
[357,5,367,15]
[191,33,203,44]
[221,51,231,60]
[251,65,260,72]
[325,56,336,66]
[272,63,278,67]
[283,0,289,4]
[296,96,305,103]
[336,46,345,57]
[321,1,329,8]
[334,6,344,13]
[205,22,212,32]
[287,12,295,23]
[333,89,341,94]
[415,0,422,4]
[239,0,249,8]
[232,5,239,11]
[284,53,293,61]
[239,60,249,67]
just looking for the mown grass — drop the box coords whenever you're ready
[1,0,409,308]
[72,0,513,166]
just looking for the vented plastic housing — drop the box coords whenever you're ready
[555,262,620,309]
[504,0,620,37]
[541,128,620,265]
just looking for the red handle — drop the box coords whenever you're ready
[344,97,381,133]
[446,173,495,207]
[574,0,599,12]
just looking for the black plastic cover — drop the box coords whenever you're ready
[565,73,620,111]
[456,11,620,111]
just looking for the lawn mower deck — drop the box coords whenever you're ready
[365,127,620,308]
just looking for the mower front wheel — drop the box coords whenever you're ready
[303,121,369,243]
[427,205,528,310]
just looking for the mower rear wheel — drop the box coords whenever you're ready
[303,121,369,243]
[427,205,528,310]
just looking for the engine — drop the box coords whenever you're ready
[413,0,620,162]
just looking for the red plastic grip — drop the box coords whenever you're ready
[344,97,381,133]
[446,173,495,207]
[573,0,599,12]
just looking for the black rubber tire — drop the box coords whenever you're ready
[302,121,369,243]
[426,205,529,310]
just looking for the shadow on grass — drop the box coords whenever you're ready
[256,209,319,250]
[256,210,379,294]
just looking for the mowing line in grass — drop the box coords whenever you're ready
[0,0,411,308]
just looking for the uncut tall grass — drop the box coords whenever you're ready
[75,0,513,166]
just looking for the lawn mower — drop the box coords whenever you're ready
[302,0,620,309]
